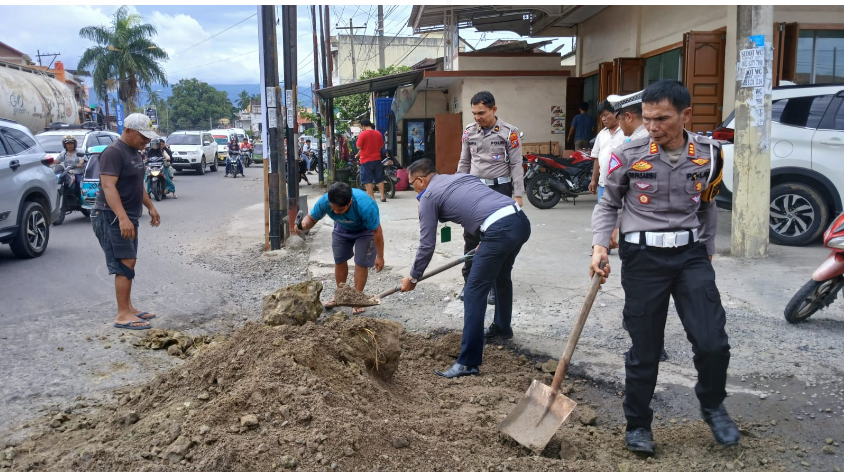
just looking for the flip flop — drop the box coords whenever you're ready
[137,311,156,320]
[353,307,366,315]
[114,321,151,330]
[324,299,337,310]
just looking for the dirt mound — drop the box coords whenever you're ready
[132,329,222,358]
[6,319,792,472]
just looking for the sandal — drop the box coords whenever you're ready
[353,307,366,315]
[114,320,151,330]
[323,299,337,310]
[136,311,156,320]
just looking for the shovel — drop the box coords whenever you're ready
[497,260,607,452]
[333,249,476,308]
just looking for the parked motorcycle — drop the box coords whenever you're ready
[146,161,168,201]
[52,160,89,226]
[784,212,844,323]
[354,156,397,199]
[226,150,245,178]
[524,149,595,209]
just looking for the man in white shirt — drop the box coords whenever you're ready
[588,100,625,201]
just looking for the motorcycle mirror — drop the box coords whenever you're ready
[76,151,85,157]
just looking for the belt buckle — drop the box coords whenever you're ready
[664,232,677,248]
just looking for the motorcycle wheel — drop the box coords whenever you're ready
[153,182,162,201]
[81,209,90,217]
[385,178,396,199]
[784,276,844,323]
[526,175,562,209]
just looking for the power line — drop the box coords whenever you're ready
[167,49,258,76]
[389,33,429,68]
[175,13,257,56]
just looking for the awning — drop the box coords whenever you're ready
[314,70,423,100]
[408,5,607,37]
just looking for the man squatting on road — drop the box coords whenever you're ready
[590,80,740,455]
[400,159,531,378]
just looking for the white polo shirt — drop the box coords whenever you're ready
[593,126,625,186]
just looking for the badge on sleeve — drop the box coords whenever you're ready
[650,142,658,154]
[607,153,622,175]
[691,194,701,204]
[494,126,500,133]
[462,130,468,142]
[509,131,520,149]
[688,142,696,156]
[492,154,502,160]
[695,181,703,191]
[690,158,710,166]
[635,182,652,190]
[639,195,651,204]
[631,160,653,171]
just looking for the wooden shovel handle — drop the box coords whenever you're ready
[550,260,607,392]
[377,249,477,300]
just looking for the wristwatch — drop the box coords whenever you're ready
[410,277,418,284]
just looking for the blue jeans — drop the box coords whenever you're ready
[458,209,531,366]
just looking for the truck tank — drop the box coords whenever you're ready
[0,60,79,134]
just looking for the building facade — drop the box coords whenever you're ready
[331,33,459,84]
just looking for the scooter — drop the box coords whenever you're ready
[52,162,89,225]
[241,146,252,167]
[226,150,245,178]
[784,212,844,323]
[146,161,168,201]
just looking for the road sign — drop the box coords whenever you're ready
[116,104,124,134]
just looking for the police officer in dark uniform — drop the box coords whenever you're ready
[457,91,524,321]
[590,80,739,455]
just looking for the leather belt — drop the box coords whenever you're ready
[480,176,512,186]
[624,229,699,248]
[481,203,521,232]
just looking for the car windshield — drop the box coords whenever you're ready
[36,133,86,153]
[213,136,228,145]
[168,134,200,145]
[84,153,101,179]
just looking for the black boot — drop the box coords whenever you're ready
[625,428,655,455]
[659,348,669,362]
[457,286,465,301]
[484,323,513,341]
[434,363,479,378]
[701,404,740,446]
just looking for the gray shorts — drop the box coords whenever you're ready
[91,209,139,279]
[332,223,376,268]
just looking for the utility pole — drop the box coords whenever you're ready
[336,19,366,82]
[36,50,60,68]
[323,6,336,182]
[378,6,386,70]
[258,5,285,249]
[282,6,300,238]
[731,5,773,259]
[311,5,324,185]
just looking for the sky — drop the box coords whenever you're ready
[0,4,572,103]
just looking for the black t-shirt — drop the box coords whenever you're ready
[94,139,145,219]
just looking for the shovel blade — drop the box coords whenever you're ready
[497,379,577,452]
[332,284,381,308]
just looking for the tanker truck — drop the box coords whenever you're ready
[0,60,79,135]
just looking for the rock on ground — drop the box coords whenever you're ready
[262,281,323,326]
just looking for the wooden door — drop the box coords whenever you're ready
[434,113,462,174]
[683,31,726,133]
[598,62,614,101]
[780,23,799,83]
[616,57,646,95]
[565,77,583,150]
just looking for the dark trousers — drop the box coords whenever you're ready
[462,182,513,281]
[618,238,730,431]
[458,210,531,366]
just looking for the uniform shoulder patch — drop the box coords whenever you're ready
[461,130,468,142]
[631,160,653,172]
[509,131,520,148]
[688,142,695,156]
[607,153,622,175]
[691,194,701,204]
[650,142,658,154]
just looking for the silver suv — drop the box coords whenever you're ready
[0,119,59,258]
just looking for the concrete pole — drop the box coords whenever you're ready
[349,18,357,80]
[731,5,773,259]
[323,6,336,182]
[378,5,385,70]
[282,6,299,237]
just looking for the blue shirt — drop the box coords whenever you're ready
[310,188,380,232]
[572,113,593,141]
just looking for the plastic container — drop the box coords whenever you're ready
[395,168,409,191]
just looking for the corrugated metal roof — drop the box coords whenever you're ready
[314,70,423,100]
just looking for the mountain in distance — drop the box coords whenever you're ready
[155,84,314,109]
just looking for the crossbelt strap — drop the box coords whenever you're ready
[480,203,521,232]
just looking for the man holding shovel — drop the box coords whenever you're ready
[400,159,530,378]
[295,182,385,315]
[590,80,738,454]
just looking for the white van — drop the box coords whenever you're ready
[208,128,238,166]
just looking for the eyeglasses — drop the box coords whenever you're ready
[410,173,433,187]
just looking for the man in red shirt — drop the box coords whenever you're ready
[355,118,386,202]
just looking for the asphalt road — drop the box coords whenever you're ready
[0,164,274,432]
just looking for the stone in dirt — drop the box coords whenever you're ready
[392,437,410,449]
[240,414,259,428]
[120,411,139,425]
[327,311,349,324]
[559,439,580,461]
[134,329,204,357]
[262,281,323,326]
[541,358,558,373]
[165,436,194,464]
[577,406,598,426]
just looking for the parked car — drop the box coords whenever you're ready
[0,119,59,258]
[35,128,119,162]
[715,84,844,246]
[166,131,217,174]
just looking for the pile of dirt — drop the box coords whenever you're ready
[132,329,223,358]
[5,318,792,472]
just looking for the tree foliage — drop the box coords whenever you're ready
[166,79,235,130]
[332,65,411,135]
[77,6,169,111]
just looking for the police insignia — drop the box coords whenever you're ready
[690,158,710,166]
[607,154,622,175]
[639,195,651,204]
[461,130,468,142]
[695,181,703,191]
[509,132,519,148]
[492,154,502,160]
[688,142,696,156]
[691,194,701,203]
[631,160,653,171]
[635,182,651,190]
[650,142,658,154]
[494,126,500,132]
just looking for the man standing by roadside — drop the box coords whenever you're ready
[402,159,531,377]
[590,80,737,455]
[91,113,161,330]
[568,101,594,150]
[355,118,387,202]
[457,91,523,310]
[296,182,385,315]
[589,100,625,201]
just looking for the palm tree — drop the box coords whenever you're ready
[237,90,250,110]
[78,6,169,113]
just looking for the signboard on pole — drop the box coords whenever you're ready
[145,107,158,128]
[116,104,124,134]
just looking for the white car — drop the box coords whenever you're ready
[715,84,844,246]
[166,131,217,174]
[35,128,120,161]
[0,119,59,258]
[208,129,236,167]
